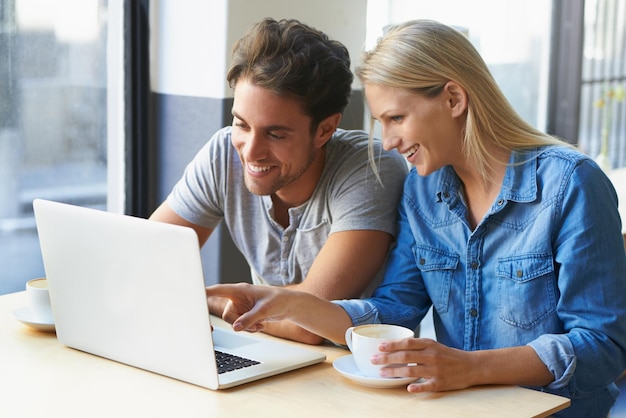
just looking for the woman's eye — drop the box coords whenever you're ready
[390,115,403,122]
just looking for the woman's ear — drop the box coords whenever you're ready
[444,81,468,118]
[314,113,342,147]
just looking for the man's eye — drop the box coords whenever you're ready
[268,132,285,140]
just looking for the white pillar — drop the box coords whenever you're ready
[150,0,368,98]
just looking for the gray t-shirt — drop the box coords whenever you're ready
[167,127,408,286]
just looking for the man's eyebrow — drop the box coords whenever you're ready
[231,110,244,121]
[231,110,295,132]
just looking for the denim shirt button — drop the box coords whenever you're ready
[470,308,478,317]
[419,258,426,265]
[471,261,478,269]
[497,199,504,206]
[516,269,523,278]
[443,192,450,199]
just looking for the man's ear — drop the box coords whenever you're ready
[314,113,342,147]
[444,81,468,118]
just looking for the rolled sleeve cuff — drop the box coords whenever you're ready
[528,334,577,390]
[332,299,382,326]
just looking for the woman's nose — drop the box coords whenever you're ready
[381,130,400,152]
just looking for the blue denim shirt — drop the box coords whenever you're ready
[335,146,626,417]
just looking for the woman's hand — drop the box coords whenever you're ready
[206,283,354,343]
[206,283,293,332]
[372,338,554,393]
[372,337,475,392]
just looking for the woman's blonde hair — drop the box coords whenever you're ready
[356,20,566,182]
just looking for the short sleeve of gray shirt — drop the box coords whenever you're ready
[166,127,408,286]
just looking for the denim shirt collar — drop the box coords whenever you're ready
[436,148,539,204]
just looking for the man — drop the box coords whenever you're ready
[150,18,407,344]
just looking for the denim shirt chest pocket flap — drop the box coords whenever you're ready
[414,245,459,314]
[496,253,557,329]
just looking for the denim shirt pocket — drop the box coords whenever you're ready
[496,253,557,329]
[414,245,459,314]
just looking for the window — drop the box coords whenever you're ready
[367,1,626,170]
[365,0,553,131]
[578,0,626,170]
[0,0,121,294]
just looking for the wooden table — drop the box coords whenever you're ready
[1,291,569,417]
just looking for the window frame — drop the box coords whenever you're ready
[546,0,586,144]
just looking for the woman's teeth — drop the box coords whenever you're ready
[402,145,418,159]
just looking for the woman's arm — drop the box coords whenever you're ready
[206,283,354,344]
[254,230,391,343]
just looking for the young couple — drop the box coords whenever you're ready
[152,18,626,417]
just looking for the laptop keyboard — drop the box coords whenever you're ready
[215,350,261,374]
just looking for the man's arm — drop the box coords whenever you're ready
[150,202,254,322]
[243,229,393,344]
[151,202,393,345]
[149,202,214,246]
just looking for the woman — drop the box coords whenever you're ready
[207,20,626,417]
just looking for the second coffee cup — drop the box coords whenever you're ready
[26,277,54,323]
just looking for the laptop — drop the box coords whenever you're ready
[32,198,326,389]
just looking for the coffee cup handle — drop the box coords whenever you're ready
[345,326,355,350]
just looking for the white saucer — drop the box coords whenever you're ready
[12,306,56,333]
[333,355,418,388]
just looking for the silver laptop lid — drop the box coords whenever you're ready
[33,198,220,389]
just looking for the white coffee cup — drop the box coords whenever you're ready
[26,278,54,323]
[345,324,414,378]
